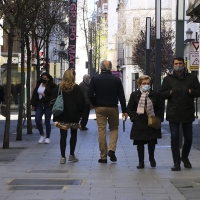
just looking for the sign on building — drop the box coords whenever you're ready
[190,51,199,70]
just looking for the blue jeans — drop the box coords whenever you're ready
[169,121,193,164]
[35,101,52,138]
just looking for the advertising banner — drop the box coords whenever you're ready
[68,0,77,69]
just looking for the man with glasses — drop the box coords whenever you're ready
[159,57,200,171]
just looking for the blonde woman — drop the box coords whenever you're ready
[127,75,163,169]
[51,69,85,164]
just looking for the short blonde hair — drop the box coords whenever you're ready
[137,75,151,87]
[100,60,112,71]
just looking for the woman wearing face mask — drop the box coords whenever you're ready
[31,72,57,144]
[127,75,163,169]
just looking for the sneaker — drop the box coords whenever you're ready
[60,157,66,164]
[181,157,192,168]
[44,138,50,144]
[108,150,117,162]
[38,136,45,144]
[68,155,79,162]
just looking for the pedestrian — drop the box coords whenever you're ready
[127,75,163,169]
[159,57,200,171]
[88,60,128,163]
[79,74,91,130]
[51,69,85,164]
[31,72,57,144]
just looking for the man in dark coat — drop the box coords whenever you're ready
[88,60,128,163]
[159,57,200,171]
[79,74,91,130]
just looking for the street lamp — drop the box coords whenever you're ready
[185,28,195,42]
[53,41,68,80]
[59,41,66,78]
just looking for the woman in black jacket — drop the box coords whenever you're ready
[31,72,57,144]
[51,69,85,164]
[127,75,163,169]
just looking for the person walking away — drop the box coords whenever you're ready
[127,75,163,169]
[79,74,91,130]
[159,57,200,171]
[31,72,57,144]
[51,69,85,164]
[88,60,128,163]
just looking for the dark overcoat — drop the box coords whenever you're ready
[159,70,200,123]
[127,89,163,141]
[51,84,85,123]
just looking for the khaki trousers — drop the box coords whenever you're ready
[95,107,119,159]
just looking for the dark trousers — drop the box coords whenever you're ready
[80,103,90,128]
[60,129,78,158]
[169,121,193,164]
[35,101,52,138]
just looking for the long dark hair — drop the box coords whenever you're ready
[37,72,54,88]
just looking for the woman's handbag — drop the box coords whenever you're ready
[51,87,64,116]
[148,115,161,129]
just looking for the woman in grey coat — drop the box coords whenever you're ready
[127,75,163,169]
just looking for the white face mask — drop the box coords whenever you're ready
[141,85,151,92]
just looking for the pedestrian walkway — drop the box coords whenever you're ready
[0,109,200,200]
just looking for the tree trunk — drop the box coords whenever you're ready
[45,34,49,73]
[16,32,25,141]
[3,33,14,149]
[25,35,33,134]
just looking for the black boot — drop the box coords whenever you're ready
[148,142,156,167]
[137,145,145,169]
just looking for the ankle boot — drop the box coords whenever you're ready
[148,142,156,167]
[137,145,145,169]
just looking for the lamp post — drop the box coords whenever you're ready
[176,0,185,57]
[53,41,67,81]
[145,17,151,76]
[59,41,66,78]
[155,0,161,91]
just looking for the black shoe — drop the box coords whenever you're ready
[171,162,181,171]
[137,162,145,169]
[149,158,156,167]
[108,150,117,162]
[181,157,192,168]
[81,127,88,130]
[98,159,107,163]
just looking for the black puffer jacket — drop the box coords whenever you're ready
[51,84,85,123]
[159,69,200,123]
[31,80,57,108]
[127,90,163,140]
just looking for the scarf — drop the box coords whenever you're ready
[136,90,155,116]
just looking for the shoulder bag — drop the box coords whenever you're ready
[51,87,64,116]
[148,115,161,129]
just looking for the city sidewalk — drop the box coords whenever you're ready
[0,110,200,200]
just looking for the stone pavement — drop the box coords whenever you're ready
[0,110,200,200]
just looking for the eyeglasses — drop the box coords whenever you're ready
[141,82,150,85]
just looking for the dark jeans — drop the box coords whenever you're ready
[60,129,77,158]
[35,101,52,138]
[80,104,90,128]
[169,121,193,164]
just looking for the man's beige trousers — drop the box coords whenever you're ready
[95,107,119,160]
